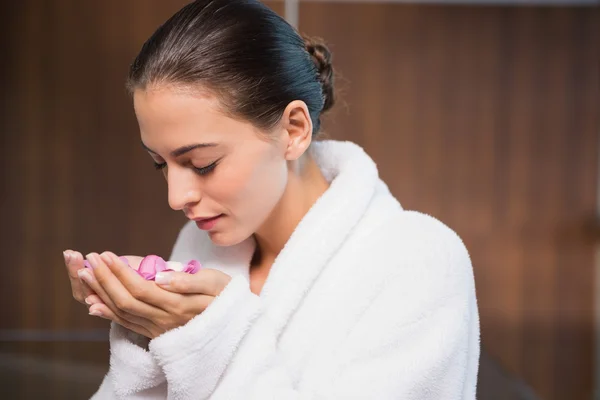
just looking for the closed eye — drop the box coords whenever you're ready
[193,160,218,176]
[152,160,218,176]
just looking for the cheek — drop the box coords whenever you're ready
[214,152,287,223]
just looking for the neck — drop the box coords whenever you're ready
[252,152,329,266]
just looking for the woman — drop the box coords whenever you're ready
[63,0,479,398]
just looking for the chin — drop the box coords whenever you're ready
[207,229,252,247]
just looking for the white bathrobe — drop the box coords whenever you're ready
[92,140,480,400]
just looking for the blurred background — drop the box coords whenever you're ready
[0,0,598,399]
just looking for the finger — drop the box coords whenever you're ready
[72,251,96,299]
[85,252,167,321]
[84,294,104,306]
[156,269,228,297]
[64,250,86,303]
[88,303,152,338]
[101,252,175,309]
[81,280,94,300]
[83,293,103,312]
[78,263,151,327]
[64,249,81,280]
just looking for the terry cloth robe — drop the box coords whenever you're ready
[91,140,480,400]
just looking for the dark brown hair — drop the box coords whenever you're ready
[127,0,334,136]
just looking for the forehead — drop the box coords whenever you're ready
[133,86,224,125]
[133,86,266,151]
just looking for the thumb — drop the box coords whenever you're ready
[155,271,201,294]
[156,269,226,296]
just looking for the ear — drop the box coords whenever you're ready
[280,100,313,161]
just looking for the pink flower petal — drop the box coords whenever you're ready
[84,254,200,281]
[138,255,165,280]
[154,258,168,274]
[184,260,201,274]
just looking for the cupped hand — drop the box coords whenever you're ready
[79,251,232,339]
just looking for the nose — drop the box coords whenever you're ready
[166,167,202,211]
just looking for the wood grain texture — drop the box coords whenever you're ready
[299,3,599,399]
[0,1,283,397]
[0,0,283,327]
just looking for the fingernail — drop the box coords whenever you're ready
[84,296,93,305]
[89,310,102,317]
[100,252,113,266]
[78,269,94,284]
[63,251,71,264]
[86,253,100,269]
[155,272,172,285]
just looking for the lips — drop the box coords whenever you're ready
[194,215,221,222]
[194,214,223,230]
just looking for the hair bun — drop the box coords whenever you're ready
[304,36,335,113]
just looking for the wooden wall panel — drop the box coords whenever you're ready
[0,1,284,398]
[0,0,283,329]
[299,4,599,400]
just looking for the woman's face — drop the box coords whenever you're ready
[133,86,289,246]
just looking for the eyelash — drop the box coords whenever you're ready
[153,161,218,176]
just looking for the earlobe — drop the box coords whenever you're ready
[285,134,309,161]
[283,100,313,161]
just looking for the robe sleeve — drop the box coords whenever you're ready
[90,323,167,399]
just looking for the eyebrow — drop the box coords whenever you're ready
[141,142,218,158]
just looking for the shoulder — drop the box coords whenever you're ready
[394,211,474,301]
[390,210,471,273]
[351,210,477,330]
[358,181,469,265]
[348,204,474,299]
[357,185,471,276]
